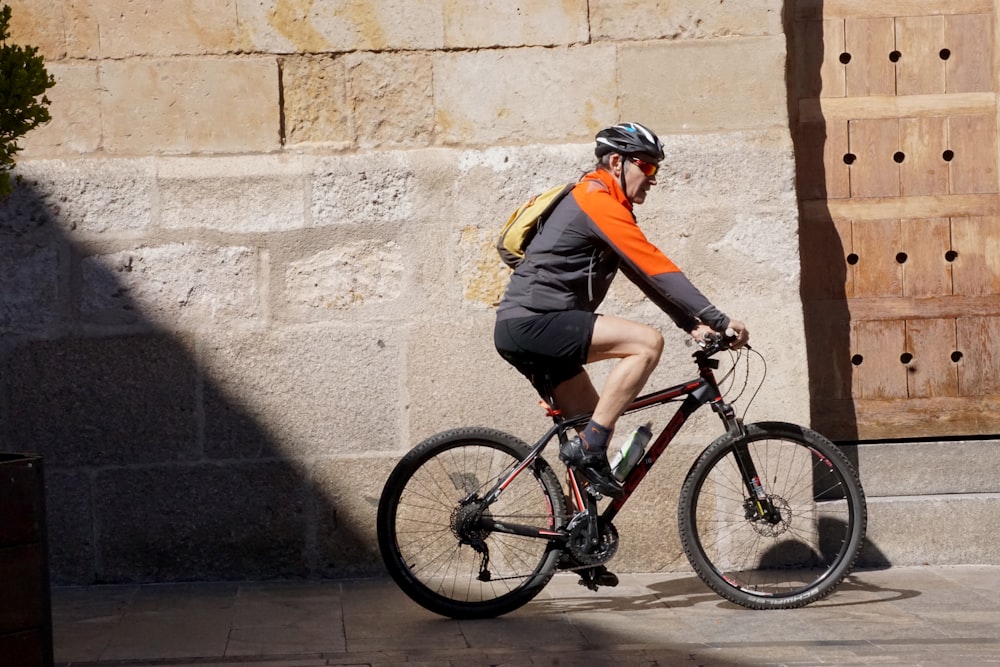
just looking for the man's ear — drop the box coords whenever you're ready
[608,153,623,176]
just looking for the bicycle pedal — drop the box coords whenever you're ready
[577,566,619,591]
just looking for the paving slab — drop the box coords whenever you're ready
[52,565,1000,667]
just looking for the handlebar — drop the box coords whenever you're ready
[696,328,749,357]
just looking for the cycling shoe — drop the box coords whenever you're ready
[559,437,625,499]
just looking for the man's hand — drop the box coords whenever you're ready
[689,324,715,347]
[688,321,750,349]
[726,319,750,349]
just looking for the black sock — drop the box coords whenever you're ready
[580,420,612,453]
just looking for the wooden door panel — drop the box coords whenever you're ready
[800,217,853,299]
[845,17,896,97]
[804,304,853,400]
[951,216,1000,295]
[900,117,950,196]
[849,119,900,197]
[949,115,999,194]
[957,316,1000,394]
[797,120,851,200]
[852,319,907,399]
[895,16,947,95]
[945,13,993,93]
[905,318,959,397]
[902,218,952,297]
[853,219,902,297]
[796,19,847,99]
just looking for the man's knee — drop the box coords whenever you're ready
[627,325,662,367]
[644,328,664,363]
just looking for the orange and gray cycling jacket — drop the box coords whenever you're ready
[496,168,730,332]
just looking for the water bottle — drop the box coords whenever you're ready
[609,421,653,481]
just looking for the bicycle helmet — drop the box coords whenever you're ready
[595,122,665,161]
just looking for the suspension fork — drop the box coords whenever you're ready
[730,440,780,524]
[696,362,775,522]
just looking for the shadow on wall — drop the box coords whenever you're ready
[784,1,896,570]
[0,181,378,585]
[783,0,859,445]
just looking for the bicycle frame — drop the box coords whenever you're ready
[481,348,752,542]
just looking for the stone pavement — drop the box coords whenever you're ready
[52,565,1000,667]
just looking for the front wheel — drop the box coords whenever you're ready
[377,427,567,618]
[678,421,867,609]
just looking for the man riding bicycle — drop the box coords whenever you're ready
[494,121,749,500]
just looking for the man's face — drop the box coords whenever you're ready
[621,153,659,205]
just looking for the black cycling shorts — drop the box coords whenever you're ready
[493,311,598,397]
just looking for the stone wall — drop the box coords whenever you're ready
[0,0,804,583]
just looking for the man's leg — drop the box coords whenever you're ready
[586,314,664,429]
[550,370,600,421]
[557,315,663,498]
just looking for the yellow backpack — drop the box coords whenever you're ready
[496,183,575,268]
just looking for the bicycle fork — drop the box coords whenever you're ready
[707,392,781,525]
[731,441,783,525]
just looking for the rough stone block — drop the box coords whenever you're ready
[433,46,618,145]
[4,0,79,59]
[344,53,435,149]
[2,159,154,235]
[443,0,589,48]
[94,461,309,582]
[157,156,307,233]
[2,334,199,468]
[85,0,240,58]
[856,441,1000,497]
[620,36,788,132]
[44,470,94,585]
[80,243,259,328]
[281,55,351,147]
[310,152,416,227]
[20,63,102,157]
[200,323,403,459]
[0,244,59,335]
[101,58,280,155]
[312,456,393,577]
[236,0,445,53]
[591,0,784,41]
[283,241,404,314]
[862,495,1000,566]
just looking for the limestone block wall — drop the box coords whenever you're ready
[0,0,803,583]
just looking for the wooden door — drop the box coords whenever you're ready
[792,0,1000,440]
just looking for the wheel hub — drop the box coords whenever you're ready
[450,499,491,549]
[745,495,792,537]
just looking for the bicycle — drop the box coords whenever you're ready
[376,334,867,618]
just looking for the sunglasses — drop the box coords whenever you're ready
[629,157,660,178]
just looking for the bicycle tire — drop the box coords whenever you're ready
[377,427,567,618]
[678,421,867,609]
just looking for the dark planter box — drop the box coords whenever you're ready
[0,453,53,667]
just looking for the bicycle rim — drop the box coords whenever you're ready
[679,422,867,609]
[377,428,566,618]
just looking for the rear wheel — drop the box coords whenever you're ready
[377,427,567,618]
[678,421,866,609]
